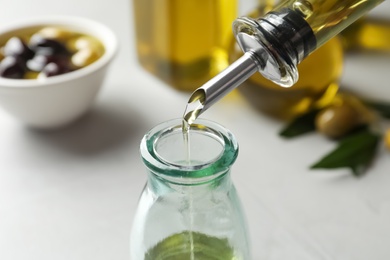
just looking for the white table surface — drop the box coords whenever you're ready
[1,1,390,259]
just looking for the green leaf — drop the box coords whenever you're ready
[310,128,381,176]
[365,101,390,119]
[279,109,319,138]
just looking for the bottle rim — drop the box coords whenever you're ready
[140,118,239,183]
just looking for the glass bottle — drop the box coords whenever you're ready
[182,0,385,121]
[232,0,384,87]
[230,1,343,119]
[130,119,250,259]
[132,0,238,91]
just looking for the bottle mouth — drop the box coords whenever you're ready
[140,119,238,182]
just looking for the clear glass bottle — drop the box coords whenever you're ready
[132,0,238,91]
[130,119,250,259]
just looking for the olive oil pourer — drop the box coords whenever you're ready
[184,0,384,124]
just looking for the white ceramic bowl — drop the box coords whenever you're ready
[0,16,117,129]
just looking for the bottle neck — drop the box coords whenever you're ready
[146,169,232,196]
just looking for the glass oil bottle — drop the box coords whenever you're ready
[180,0,384,122]
[230,1,343,119]
[230,0,384,89]
[130,119,250,259]
[132,0,237,91]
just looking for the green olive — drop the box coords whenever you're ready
[71,48,100,67]
[67,36,104,55]
[24,71,39,80]
[315,93,375,139]
[0,47,4,60]
[385,129,390,151]
[36,27,75,41]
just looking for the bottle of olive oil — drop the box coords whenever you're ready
[229,0,387,119]
[132,0,237,91]
[230,2,343,119]
[233,0,384,88]
[231,0,384,119]
[181,0,385,122]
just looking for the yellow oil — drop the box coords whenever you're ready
[144,231,236,260]
[341,18,390,53]
[133,0,237,91]
[230,2,344,120]
[273,0,384,48]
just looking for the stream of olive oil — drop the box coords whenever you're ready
[183,90,206,126]
[153,91,207,260]
[182,89,206,162]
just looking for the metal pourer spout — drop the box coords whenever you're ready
[193,51,260,114]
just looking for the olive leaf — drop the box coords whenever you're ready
[365,101,390,119]
[279,109,320,138]
[310,128,381,177]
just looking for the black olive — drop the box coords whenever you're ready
[3,37,34,60]
[27,53,70,72]
[39,62,71,78]
[0,56,26,79]
[29,34,69,56]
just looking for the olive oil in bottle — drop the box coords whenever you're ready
[231,0,384,87]
[133,0,237,91]
[144,231,237,260]
[181,0,385,120]
[230,3,343,119]
[131,120,250,259]
[341,17,390,52]
[230,0,383,119]
[280,0,384,47]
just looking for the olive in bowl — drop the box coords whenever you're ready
[0,16,117,129]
